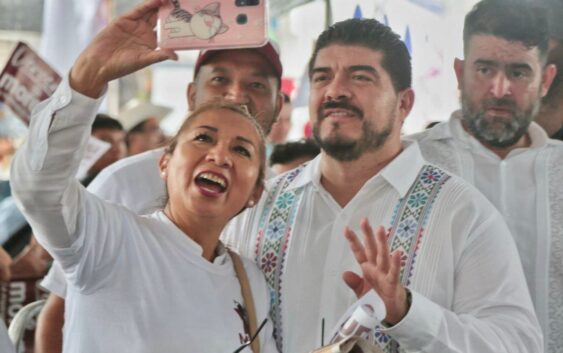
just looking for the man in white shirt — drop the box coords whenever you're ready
[224,17,542,353]
[407,1,562,351]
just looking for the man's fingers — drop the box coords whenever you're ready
[344,227,367,264]
[342,271,366,298]
[387,250,402,286]
[360,218,378,265]
[375,225,390,272]
[144,49,178,65]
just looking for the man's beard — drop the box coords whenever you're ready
[312,101,393,161]
[460,93,539,148]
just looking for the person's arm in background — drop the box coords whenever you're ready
[10,236,51,279]
[0,247,11,283]
[35,262,67,353]
[34,294,65,353]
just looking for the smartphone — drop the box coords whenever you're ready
[158,0,268,51]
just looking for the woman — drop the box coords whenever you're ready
[11,98,277,352]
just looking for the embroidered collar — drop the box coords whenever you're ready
[279,142,427,199]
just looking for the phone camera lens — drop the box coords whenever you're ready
[236,14,248,24]
[235,0,259,6]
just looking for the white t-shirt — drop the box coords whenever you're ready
[12,79,277,353]
[42,133,276,297]
[223,143,542,353]
[407,111,563,353]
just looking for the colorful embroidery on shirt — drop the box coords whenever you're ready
[254,164,449,352]
[254,166,306,351]
[375,164,450,352]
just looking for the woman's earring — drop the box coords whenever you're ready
[247,200,255,208]
[161,170,167,178]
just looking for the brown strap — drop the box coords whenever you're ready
[228,249,260,353]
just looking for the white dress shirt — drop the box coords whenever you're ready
[223,142,542,353]
[11,78,277,353]
[408,111,563,353]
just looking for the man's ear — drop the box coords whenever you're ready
[187,82,196,111]
[454,58,465,90]
[271,92,284,126]
[540,63,557,97]
[397,87,415,124]
[159,152,170,180]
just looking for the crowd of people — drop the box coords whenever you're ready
[1,0,563,352]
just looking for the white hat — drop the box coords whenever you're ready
[118,99,172,131]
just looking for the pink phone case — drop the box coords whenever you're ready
[158,0,268,51]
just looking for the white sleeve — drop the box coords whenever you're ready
[10,77,131,292]
[10,76,103,249]
[40,262,67,298]
[86,149,166,215]
[379,190,542,353]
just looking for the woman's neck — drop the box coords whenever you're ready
[163,205,225,262]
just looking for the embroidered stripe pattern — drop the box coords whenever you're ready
[254,166,306,351]
[375,165,450,353]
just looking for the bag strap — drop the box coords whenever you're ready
[228,248,260,353]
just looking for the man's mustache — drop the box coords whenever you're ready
[482,98,516,110]
[318,101,364,119]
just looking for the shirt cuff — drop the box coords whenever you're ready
[47,74,107,130]
[29,73,106,172]
[380,290,442,351]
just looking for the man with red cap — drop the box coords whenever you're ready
[35,5,284,352]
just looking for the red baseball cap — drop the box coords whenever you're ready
[193,41,283,81]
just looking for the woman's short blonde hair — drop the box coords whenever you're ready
[165,101,267,187]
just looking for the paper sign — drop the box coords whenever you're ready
[76,136,111,180]
[0,42,61,124]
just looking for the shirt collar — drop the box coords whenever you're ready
[153,210,228,265]
[283,154,321,191]
[283,141,426,198]
[379,141,426,198]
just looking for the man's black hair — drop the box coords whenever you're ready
[543,42,563,106]
[308,18,412,92]
[463,0,550,62]
[92,113,124,132]
[269,139,320,167]
[128,120,148,134]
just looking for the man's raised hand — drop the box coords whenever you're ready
[342,218,410,325]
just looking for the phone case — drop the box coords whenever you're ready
[158,0,268,51]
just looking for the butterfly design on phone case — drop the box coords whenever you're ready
[164,1,229,40]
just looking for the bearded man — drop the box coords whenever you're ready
[410,1,562,352]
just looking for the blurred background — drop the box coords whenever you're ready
[0,0,487,141]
